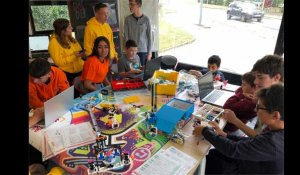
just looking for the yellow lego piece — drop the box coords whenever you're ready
[123,95,140,104]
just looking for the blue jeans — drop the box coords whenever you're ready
[137,52,148,67]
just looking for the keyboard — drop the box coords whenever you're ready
[31,52,50,59]
[204,90,225,103]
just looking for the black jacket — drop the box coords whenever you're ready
[203,127,284,174]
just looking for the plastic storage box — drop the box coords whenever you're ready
[192,104,224,122]
[111,78,146,91]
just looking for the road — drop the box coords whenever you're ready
[159,1,282,74]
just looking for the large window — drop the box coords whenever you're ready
[158,0,283,74]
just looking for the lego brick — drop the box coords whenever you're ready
[123,95,140,104]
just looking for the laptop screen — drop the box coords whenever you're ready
[143,57,162,80]
[44,86,74,127]
[198,71,214,99]
[29,35,49,53]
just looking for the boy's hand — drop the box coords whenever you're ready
[147,53,152,61]
[243,92,254,99]
[222,109,240,125]
[214,74,221,81]
[208,121,227,137]
[192,125,206,136]
[29,107,45,127]
[131,69,142,74]
[189,70,203,77]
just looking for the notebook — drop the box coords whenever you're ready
[221,83,240,92]
[44,85,74,127]
[198,72,235,107]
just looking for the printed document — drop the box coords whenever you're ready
[42,122,96,161]
[133,146,197,175]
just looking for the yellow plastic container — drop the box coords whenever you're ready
[153,70,179,95]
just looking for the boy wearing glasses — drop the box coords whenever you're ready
[124,0,152,67]
[193,84,284,174]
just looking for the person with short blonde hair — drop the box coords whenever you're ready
[84,3,118,60]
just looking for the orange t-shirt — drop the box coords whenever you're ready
[80,56,110,83]
[29,66,70,108]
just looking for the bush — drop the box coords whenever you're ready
[207,0,225,5]
[215,0,224,5]
[225,0,234,6]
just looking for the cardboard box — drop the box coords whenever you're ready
[153,70,179,95]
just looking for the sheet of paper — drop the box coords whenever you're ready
[133,149,182,175]
[164,146,197,175]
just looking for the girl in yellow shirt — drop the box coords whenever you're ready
[48,18,85,85]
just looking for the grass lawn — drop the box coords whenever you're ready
[159,20,195,52]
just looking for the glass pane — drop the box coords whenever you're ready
[159,0,283,74]
[31,5,69,32]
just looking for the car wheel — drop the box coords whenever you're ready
[241,15,246,22]
[257,18,262,22]
[227,13,231,20]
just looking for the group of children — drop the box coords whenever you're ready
[28,0,284,174]
[193,54,284,175]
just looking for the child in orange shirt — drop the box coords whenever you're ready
[29,58,69,108]
[78,36,111,94]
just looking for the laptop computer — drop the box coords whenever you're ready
[44,86,74,127]
[198,72,235,107]
[143,57,162,81]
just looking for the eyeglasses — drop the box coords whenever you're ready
[254,104,269,112]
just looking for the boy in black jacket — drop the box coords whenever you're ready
[193,84,284,174]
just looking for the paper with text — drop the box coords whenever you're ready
[42,122,96,161]
[133,146,197,175]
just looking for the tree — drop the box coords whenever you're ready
[31,5,69,31]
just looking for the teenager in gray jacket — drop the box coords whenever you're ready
[124,0,152,67]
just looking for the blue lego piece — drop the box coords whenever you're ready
[149,113,156,124]
[99,152,105,160]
